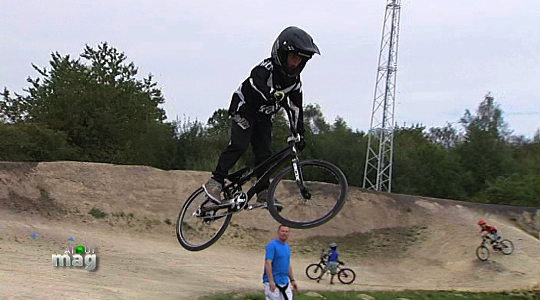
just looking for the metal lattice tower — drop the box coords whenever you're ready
[363,0,401,192]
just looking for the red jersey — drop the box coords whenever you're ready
[481,225,497,234]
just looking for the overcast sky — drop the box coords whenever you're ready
[2,0,539,138]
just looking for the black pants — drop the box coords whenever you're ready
[212,112,272,189]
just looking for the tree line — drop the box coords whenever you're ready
[1,43,538,207]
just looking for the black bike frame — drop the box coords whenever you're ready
[200,102,305,213]
[222,145,297,201]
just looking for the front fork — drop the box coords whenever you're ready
[292,156,311,200]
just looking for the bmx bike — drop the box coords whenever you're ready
[305,249,356,284]
[176,99,348,251]
[476,234,514,261]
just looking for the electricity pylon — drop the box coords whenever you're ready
[363,0,402,192]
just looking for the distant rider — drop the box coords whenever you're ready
[317,242,343,284]
[478,219,502,250]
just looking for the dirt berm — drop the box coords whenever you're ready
[1,161,538,299]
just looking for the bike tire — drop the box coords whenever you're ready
[500,239,514,255]
[337,268,356,284]
[476,245,490,261]
[176,187,232,251]
[267,159,348,229]
[305,263,324,280]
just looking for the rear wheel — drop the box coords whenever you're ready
[267,160,348,229]
[476,245,490,261]
[499,239,514,255]
[337,268,356,284]
[305,263,324,280]
[176,187,232,251]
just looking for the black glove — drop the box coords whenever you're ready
[296,136,306,151]
[339,261,344,265]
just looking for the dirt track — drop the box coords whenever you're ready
[1,162,539,299]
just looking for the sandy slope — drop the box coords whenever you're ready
[0,162,539,299]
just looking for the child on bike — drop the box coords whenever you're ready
[203,26,320,209]
[317,242,343,284]
[478,220,502,250]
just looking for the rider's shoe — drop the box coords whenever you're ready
[254,190,283,211]
[203,178,224,204]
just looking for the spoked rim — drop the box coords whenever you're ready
[305,264,324,280]
[267,160,348,229]
[338,268,356,284]
[476,245,489,261]
[500,240,514,255]
[176,187,232,251]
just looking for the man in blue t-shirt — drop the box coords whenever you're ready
[263,225,298,300]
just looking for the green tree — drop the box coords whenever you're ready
[456,93,514,196]
[175,118,217,171]
[0,123,77,161]
[5,43,169,164]
[306,116,367,187]
[303,103,330,134]
[392,125,467,199]
[478,173,540,206]
[0,88,29,123]
[207,109,231,139]
[428,122,461,149]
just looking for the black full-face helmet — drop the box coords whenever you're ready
[271,26,320,78]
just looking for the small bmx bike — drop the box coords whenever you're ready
[476,234,514,261]
[305,250,356,284]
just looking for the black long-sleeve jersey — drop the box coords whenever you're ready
[228,58,305,136]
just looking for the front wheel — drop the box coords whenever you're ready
[337,268,356,284]
[476,245,490,261]
[267,160,348,229]
[499,239,514,255]
[176,187,232,251]
[305,263,324,280]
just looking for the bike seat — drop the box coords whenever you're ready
[226,167,250,182]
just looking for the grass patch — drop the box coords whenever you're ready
[203,290,540,300]
[89,208,107,219]
[164,218,172,225]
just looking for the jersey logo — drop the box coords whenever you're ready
[259,60,273,71]
[259,104,278,115]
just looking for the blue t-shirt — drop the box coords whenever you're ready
[328,249,339,262]
[263,239,291,284]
